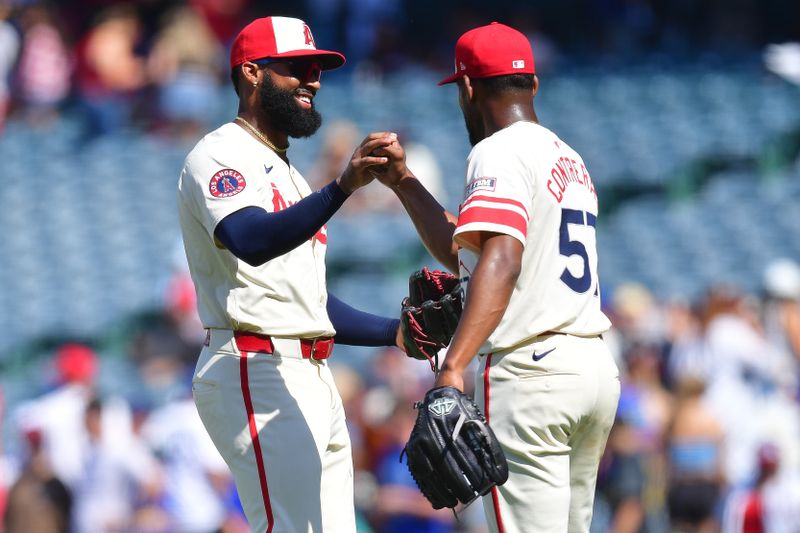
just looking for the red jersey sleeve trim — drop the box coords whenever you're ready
[456,206,528,237]
[461,194,529,219]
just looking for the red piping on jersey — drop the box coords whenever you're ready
[240,352,275,533]
[462,194,529,218]
[484,353,505,533]
[457,206,528,237]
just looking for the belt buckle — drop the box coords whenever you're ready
[310,337,319,358]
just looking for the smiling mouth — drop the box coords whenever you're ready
[294,92,313,108]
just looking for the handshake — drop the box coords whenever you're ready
[336,132,410,195]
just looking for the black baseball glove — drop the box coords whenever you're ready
[402,386,509,510]
[401,268,463,371]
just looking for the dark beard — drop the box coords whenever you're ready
[258,77,322,138]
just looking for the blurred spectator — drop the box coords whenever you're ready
[371,404,454,533]
[71,397,162,533]
[720,443,800,533]
[619,343,673,453]
[163,269,205,353]
[146,5,225,139]
[665,377,724,532]
[365,347,434,404]
[666,298,708,386]
[74,5,146,137]
[11,343,137,491]
[13,2,71,127]
[0,0,19,131]
[596,418,647,533]
[761,258,800,371]
[702,287,800,486]
[615,342,674,529]
[611,283,665,350]
[140,393,244,532]
[12,343,99,489]
[4,428,72,533]
[188,0,249,45]
[162,239,206,356]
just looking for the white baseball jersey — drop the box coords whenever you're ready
[177,122,334,338]
[454,120,611,354]
[180,123,355,532]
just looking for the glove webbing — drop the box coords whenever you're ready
[405,311,440,373]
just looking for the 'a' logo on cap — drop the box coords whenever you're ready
[512,60,525,69]
[303,24,315,46]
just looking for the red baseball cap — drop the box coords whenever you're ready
[439,22,535,86]
[55,343,98,384]
[230,16,346,71]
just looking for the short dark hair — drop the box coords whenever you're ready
[231,68,241,96]
[473,74,534,94]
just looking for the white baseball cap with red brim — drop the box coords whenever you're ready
[230,16,346,71]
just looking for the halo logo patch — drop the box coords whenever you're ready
[210,169,246,198]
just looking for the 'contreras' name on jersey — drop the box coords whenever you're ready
[547,156,597,203]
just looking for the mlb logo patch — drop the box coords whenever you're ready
[465,176,498,196]
[512,60,525,69]
[209,169,246,198]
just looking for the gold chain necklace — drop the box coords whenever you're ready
[234,116,289,154]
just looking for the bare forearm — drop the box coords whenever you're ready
[441,248,517,374]
[392,175,459,272]
[431,235,522,392]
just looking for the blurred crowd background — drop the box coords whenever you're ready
[1,0,800,532]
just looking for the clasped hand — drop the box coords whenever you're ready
[338,132,411,194]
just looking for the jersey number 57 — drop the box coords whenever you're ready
[559,208,598,295]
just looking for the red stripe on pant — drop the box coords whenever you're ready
[239,351,275,533]
[484,353,505,533]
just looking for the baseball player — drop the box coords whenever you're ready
[177,16,404,532]
[377,22,620,533]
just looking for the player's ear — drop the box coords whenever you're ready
[461,75,475,102]
[532,74,539,98]
[240,61,261,88]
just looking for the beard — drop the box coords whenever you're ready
[258,77,322,138]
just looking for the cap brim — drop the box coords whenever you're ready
[437,72,462,86]
[268,49,346,70]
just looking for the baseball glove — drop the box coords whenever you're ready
[402,386,509,510]
[401,267,463,371]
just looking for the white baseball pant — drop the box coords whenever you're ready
[191,329,356,533]
[475,333,620,533]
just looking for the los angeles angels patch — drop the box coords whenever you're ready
[209,169,246,198]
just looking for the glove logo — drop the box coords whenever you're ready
[428,397,457,417]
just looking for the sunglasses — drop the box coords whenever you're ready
[253,58,323,83]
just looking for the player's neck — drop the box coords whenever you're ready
[482,100,538,137]
[236,110,290,154]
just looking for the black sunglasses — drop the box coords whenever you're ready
[253,58,323,83]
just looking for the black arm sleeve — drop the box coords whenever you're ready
[327,293,400,347]
[214,180,348,266]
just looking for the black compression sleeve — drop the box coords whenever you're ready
[327,293,400,347]
[214,180,348,266]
